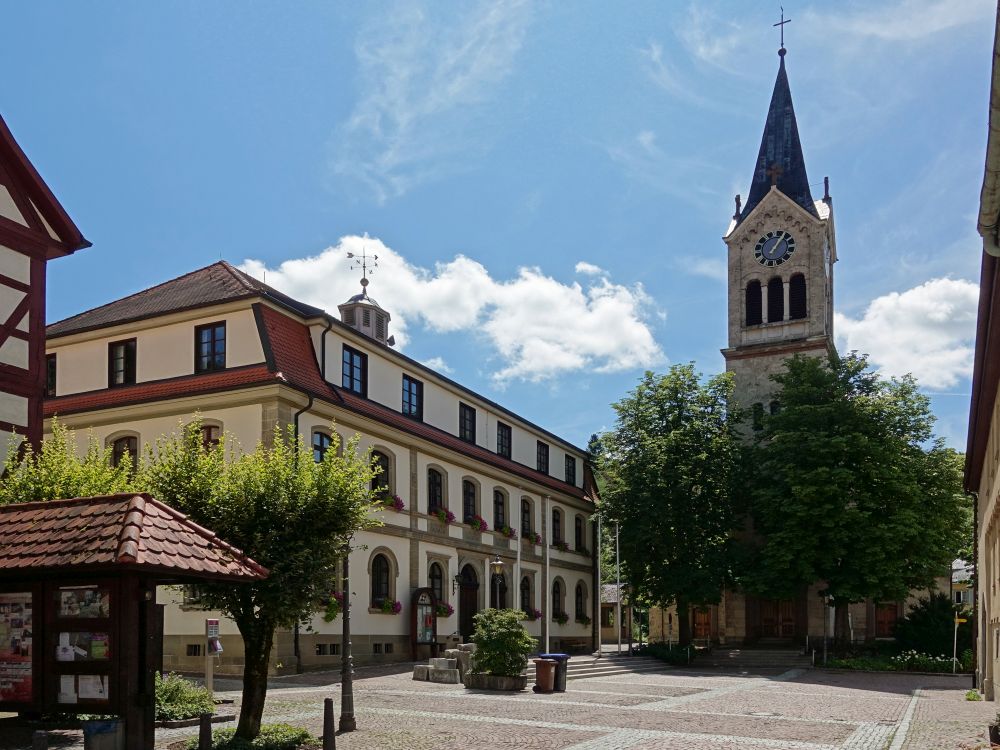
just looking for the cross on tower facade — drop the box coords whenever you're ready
[766,162,784,186]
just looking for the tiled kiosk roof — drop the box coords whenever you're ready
[0,493,268,582]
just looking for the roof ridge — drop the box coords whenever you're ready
[116,494,146,563]
[48,261,232,330]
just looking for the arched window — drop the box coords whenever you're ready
[371,451,390,494]
[552,580,562,617]
[111,436,138,472]
[490,573,507,609]
[312,431,332,463]
[552,508,562,543]
[745,280,762,326]
[494,490,506,528]
[521,498,532,537]
[575,583,585,619]
[789,274,807,319]
[752,402,765,431]
[520,576,531,612]
[462,480,477,522]
[201,424,221,451]
[371,554,390,607]
[575,517,584,550]
[769,400,781,416]
[429,562,444,605]
[428,468,443,514]
[767,277,784,322]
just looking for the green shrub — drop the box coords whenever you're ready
[471,608,537,677]
[636,642,693,665]
[894,593,970,657]
[155,672,215,721]
[967,689,983,701]
[827,656,898,671]
[184,724,317,750]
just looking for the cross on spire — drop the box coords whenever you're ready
[766,162,784,186]
[774,6,791,50]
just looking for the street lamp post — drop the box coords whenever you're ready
[339,540,356,732]
[490,554,505,609]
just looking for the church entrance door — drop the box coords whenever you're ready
[759,599,797,639]
[693,608,712,641]
[458,564,479,640]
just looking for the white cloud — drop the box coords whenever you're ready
[675,7,747,73]
[420,356,452,374]
[803,0,993,42]
[333,0,531,203]
[240,235,664,384]
[574,261,605,276]
[835,278,979,389]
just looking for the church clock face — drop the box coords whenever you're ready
[754,230,795,267]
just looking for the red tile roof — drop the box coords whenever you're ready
[0,493,268,581]
[43,364,278,418]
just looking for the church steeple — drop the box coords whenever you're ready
[738,49,818,224]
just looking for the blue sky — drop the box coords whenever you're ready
[3,1,993,449]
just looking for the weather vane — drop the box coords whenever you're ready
[774,6,791,50]
[346,248,378,292]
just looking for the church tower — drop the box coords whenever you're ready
[721,46,837,421]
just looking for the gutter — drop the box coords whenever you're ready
[980,10,1000,256]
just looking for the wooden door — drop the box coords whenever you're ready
[693,608,712,640]
[778,600,796,638]
[759,599,797,639]
[875,603,898,638]
[458,565,479,639]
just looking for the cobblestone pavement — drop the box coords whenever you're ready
[2,666,994,749]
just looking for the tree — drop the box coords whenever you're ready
[597,365,741,646]
[0,418,376,740]
[746,353,967,643]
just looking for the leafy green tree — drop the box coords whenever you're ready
[470,608,537,677]
[894,593,971,657]
[597,365,742,646]
[747,353,967,642]
[0,418,376,741]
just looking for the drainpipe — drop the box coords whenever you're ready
[319,316,334,381]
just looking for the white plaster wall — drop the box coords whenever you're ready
[49,308,264,396]
[0,337,27,370]
[0,392,27,427]
[0,246,30,284]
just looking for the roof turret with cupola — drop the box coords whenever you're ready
[337,249,393,345]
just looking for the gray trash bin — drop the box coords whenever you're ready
[539,652,570,692]
[82,720,124,750]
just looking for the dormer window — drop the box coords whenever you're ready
[108,339,136,388]
[195,322,226,373]
[342,345,367,397]
[459,403,476,443]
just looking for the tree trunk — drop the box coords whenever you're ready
[677,597,691,647]
[833,600,850,651]
[235,620,275,740]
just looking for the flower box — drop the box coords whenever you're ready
[379,599,402,615]
[553,612,569,625]
[436,602,454,617]
[433,508,456,525]
[495,524,517,540]
[463,673,528,691]
[467,514,488,532]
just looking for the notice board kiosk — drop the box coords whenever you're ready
[0,493,267,749]
[410,587,439,660]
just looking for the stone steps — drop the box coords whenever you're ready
[524,655,668,681]
[696,648,812,669]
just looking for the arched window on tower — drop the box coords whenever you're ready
[789,274,807,320]
[745,280,762,326]
[767,277,784,322]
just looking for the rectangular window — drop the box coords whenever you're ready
[342,344,367,396]
[536,441,549,474]
[384,643,394,654]
[315,643,328,656]
[45,353,56,397]
[372,643,383,654]
[402,375,423,420]
[565,455,577,485]
[108,338,137,388]
[186,644,202,657]
[459,403,476,443]
[194,322,226,373]
[496,422,511,459]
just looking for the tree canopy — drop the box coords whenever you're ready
[596,364,741,645]
[745,353,968,638]
[0,418,377,740]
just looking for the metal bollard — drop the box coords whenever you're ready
[323,697,336,750]
[32,730,47,750]
[199,713,213,750]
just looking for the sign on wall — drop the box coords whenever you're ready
[0,591,34,704]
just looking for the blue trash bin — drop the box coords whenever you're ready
[539,652,570,692]
[82,719,123,750]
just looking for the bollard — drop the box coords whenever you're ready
[32,730,47,750]
[199,713,213,750]
[323,696,336,750]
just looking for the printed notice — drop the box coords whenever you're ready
[0,592,33,704]
[78,675,107,701]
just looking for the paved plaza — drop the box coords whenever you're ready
[1,663,993,749]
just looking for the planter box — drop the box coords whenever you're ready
[464,673,528,691]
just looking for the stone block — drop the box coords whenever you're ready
[412,664,430,681]
[430,657,457,669]
[428,668,461,684]
[458,642,477,653]
[444,649,462,659]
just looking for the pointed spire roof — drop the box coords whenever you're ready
[738,49,818,224]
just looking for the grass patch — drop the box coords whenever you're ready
[184,724,319,750]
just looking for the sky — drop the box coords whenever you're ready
[2,0,994,450]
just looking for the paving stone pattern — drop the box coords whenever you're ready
[1,664,993,749]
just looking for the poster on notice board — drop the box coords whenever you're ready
[0,591,33,704]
